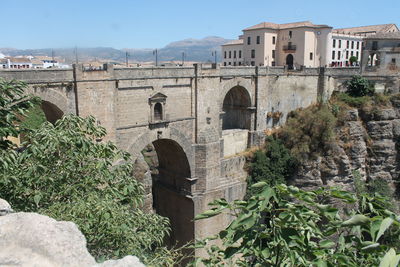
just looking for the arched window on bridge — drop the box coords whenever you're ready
[154,102,163,121]
[149,92,167,123]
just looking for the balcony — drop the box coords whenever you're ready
[283,44,297,52]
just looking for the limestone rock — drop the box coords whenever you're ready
[0,212,146,267]
[373,108,397,121]
[344,109,359,121]
[0,198,13,216]
[0,212,96,267]
[97,256,145,267]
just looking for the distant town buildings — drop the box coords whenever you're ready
[0,55,70,69]
[222,22,399,69]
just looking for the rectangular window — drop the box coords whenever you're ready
[224,51,226,59]
[351,51,354,57]
[256,36,260,44]
[272,50,275,59]
[339,40,341,48]
[392,58,396,64]
[333,39,336,48]
[251,61,255,66]
[251,49,255,58]
[346,40,349,49]
[233,62,236,66]
[229,51,231,58]
[238,62,242,66]
[372,41,378,50]
[346,51,349,58]
[224,62,226,66]
[332,51,335,60]
[247,36,251,45]
[338,51,341,60]
[351,41,354,49]
[289,31,292,38]
[272,61,276,66]
[272,36,276,44]
[310,52,313,60]
[357,42,360,49]
[356,51,359,58]
[228,62,231,65]
[234,51,236,58]
[239,51,242,58]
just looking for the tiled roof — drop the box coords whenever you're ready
[243,21,331,31]
[333,24,398,35]
[221,39,244,46]
[364,32,400,40]
[7,57,31,63]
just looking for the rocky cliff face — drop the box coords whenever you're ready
[292,99,400,203]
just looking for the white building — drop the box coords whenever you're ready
[0,57,32,69]
[330,24,399,67]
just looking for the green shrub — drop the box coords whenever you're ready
[247,137,296,196]
[345,75,375,97]
[278,104,337,161]
[20,102,47,131]
[334,92,371,107]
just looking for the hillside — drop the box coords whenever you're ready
[0,36,231,64]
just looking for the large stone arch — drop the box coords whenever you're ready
[126,127,195,254]
[127,127,195,173]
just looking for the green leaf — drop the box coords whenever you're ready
[379,248,399,267]
[342,214,370,227]
[376,217,394,242]
[195,209,222,220]
[33,195,41,207]
[251,181,267,188]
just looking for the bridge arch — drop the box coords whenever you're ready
[221,85,252,130]
[126,128,195,252]
[32,87,71,123]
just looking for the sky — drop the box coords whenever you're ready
[2,0,400,49]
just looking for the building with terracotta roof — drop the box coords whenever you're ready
[222,21,332,68]
[333,24,399,36]
[222,21,399,69]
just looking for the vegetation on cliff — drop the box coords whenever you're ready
[0,78,178,266]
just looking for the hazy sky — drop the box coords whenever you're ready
[3,0,400,49]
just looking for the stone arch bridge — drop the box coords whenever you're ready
[1,64,397,256]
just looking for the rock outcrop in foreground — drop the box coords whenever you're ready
[0,199,145,267]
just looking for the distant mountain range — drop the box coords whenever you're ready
[0,36,231,63]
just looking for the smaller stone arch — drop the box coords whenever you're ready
[41,101,64,124]
[222,86,252,130]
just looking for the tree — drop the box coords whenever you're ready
[346,76,375,97]
[194,183,400,266]
[247,136,296,196]
[0,78,37,149]
[0,79,177,265]
[349,56,358,66]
